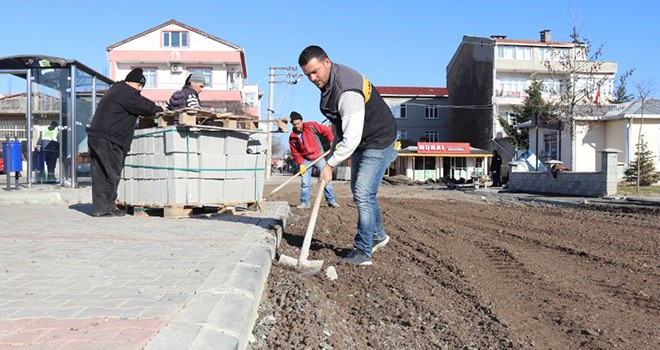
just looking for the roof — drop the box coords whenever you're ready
[0,55,113,85]
[494,38,577,47]
[375,86,448,97]
[107,19,242,50]
[602,98,660,119]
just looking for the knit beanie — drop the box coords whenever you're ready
[189,71,206,84]
[125,68,146,86]
[289,111,303,122]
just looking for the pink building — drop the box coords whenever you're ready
[107,19,260,117]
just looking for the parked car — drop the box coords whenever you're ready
[0,151,4,174]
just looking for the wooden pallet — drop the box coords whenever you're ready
[117,200,263,218]
[139,109,288,133]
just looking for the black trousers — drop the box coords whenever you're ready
[89,136,126,216]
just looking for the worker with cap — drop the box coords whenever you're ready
[288,111,340,209]
[167,71,206,110]
[86,68,163,217]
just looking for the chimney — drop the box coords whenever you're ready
[540,29,551,42]
[490,35,507,40]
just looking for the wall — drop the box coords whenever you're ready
[508,149,619,197]
[385,96,449,142]
[447,37,494,150]
[575,121,605,172]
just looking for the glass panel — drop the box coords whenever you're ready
[182,32,188,47]
[172,32,180,47]
[163,32,170,47]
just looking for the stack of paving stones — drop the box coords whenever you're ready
[118,126,266,206]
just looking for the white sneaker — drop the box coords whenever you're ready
[296,203,310,209]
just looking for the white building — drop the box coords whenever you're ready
[107,19,260,117]
[447,29,618,172]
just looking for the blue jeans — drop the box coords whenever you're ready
[350,141,398,257]
[300,156,336,205]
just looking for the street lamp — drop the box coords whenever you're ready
[265,66,302,178]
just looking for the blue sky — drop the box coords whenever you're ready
[1,0,658,133]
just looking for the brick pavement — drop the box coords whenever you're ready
[0,198,288,350]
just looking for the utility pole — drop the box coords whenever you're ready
[265,66,301,178]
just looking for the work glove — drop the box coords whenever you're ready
[298,165,306,175]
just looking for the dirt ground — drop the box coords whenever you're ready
[252,179,660,349]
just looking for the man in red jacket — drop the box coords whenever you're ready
[288,111,340,209]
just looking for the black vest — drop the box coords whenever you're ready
[319,63,397,150]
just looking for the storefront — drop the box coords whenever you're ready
[388,142,492,182]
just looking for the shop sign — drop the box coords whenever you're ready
[417,142,470,154]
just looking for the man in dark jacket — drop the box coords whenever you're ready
[86,68,163,217]
[167,71,205,110]
[299,45,398,266]
[490,150,503,187]
[288,111,339,209]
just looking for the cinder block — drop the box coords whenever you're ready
[167,153,200,178]
[243,175,265,202]
[222,179,245,203]
[198,131,226,154]
[199,154,227,179]
[199,179,225,203]
[153,134,165,154]
[224,132,249,155]
[168,178,199,205]
[225,154,266,179]
[165,128,199,153]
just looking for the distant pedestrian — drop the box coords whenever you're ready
[299,45,398,266]
[38,121,61,183]
[490,150,502,187]
[288,111,340,209]
[86,68,163,217]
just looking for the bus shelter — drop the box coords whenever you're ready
[389,142,492,182]
[0,55,113,188]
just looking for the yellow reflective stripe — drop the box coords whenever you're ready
[362,77,372,104]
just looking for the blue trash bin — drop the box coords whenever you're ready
[2,141,23,172]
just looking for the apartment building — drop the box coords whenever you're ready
[107,19,260,117]
[446,29,618,171]
[376,86,449,145]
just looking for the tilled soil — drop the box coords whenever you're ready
[252,180,660,349]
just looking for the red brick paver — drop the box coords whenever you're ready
[0,317,167,350]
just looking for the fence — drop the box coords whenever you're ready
[507,149,619,197]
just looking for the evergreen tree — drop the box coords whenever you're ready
[609,71,635,104]
[624,136,660,186]
[499,80,553,150]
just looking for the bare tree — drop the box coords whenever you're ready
[632,79,655,192]
[543,25,611,133]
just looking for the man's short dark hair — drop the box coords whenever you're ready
[298,45,328,66]
[290,111,303,122]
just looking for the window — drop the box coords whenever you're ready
[425,105,439,119]
[163,31,189,48]
[541,79,564,95]
[243,92,257,107]
[397,130,407,140]
[516,47,533,60]
[424,130,439,142]
[390,104,407,119]
[187,68,211,87]
[542,130,560,161]
[498,77,528,97]
[142,68,156,88]
[497,46,515,59]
